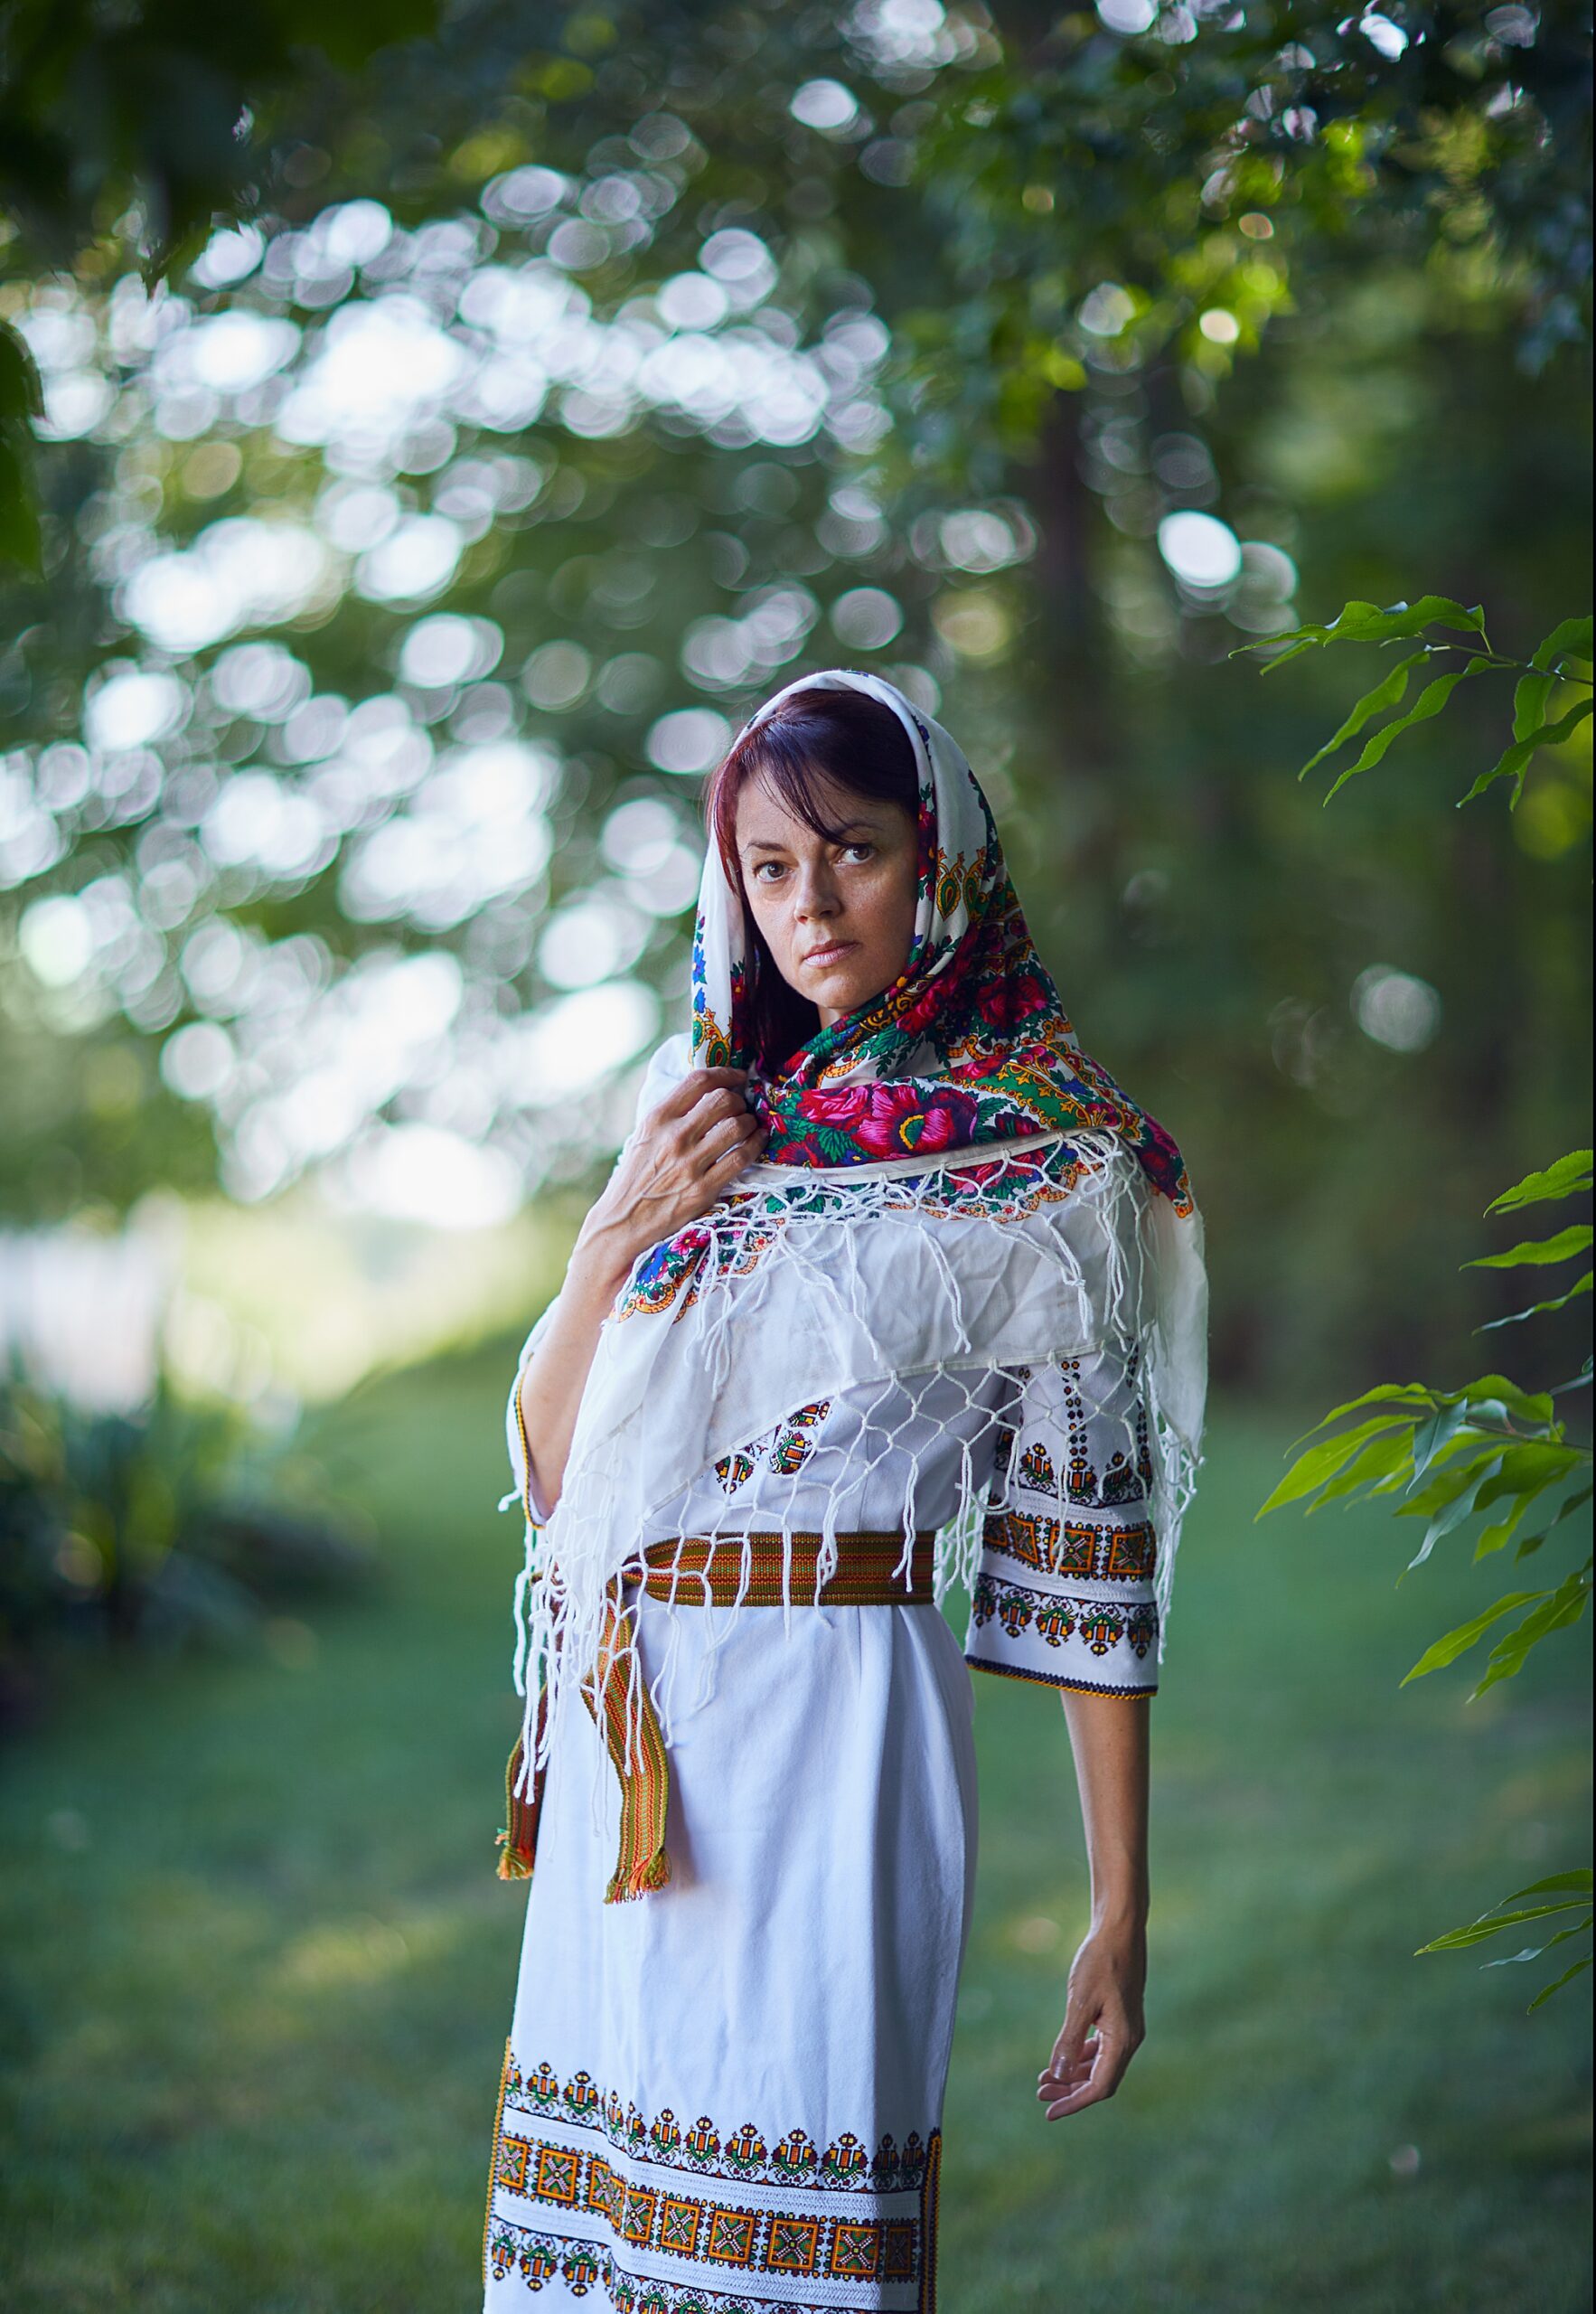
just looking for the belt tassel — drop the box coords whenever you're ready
[494,1533,934,1902]
[496,1579,671,1903]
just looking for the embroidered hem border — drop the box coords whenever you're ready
[484,2062,943,2313]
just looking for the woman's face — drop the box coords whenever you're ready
[735,770,919,1028]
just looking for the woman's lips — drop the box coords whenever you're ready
[803,939,858,969]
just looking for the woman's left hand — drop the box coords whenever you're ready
[1036,1920,1147,2120]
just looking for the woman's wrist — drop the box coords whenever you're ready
[1089,1881,1150,1937]
[569,1207,643,1300]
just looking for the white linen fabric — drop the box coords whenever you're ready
[483,1281,1163,2311]
[483,1566,978,2311]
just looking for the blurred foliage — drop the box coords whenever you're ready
[885,0,1594,491]
[1253,590,1590,2008]
[0,1364,374,1724]
[0,0,1590,1404]
[1234,596,1593,802]
[0,0,443,562]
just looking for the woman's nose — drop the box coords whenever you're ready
[794,866,840,918]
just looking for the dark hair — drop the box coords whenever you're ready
[705,685,920,1071]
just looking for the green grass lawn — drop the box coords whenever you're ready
[1,1344,1589,2313]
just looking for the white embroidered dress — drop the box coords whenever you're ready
[482,1059,1167,2314]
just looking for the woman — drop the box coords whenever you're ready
[483,669,1206,2311]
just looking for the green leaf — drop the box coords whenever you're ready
[1323,597,1488,643]
[0,323,45,426]
[1481,1444,1587,1496]
[1469,1448,1582,1558]
[1297,652,1427,778]
[1529,615,1593,672]
[1296,1384,1437,1438]
[1238,633,1324,671]
[1472,1443,1585,1514]
[1255,1417,1413,1518]
[1247,596,1488,667]
[1313,1428,1419,1507]
[1249,601,1382,658]
[1473,1500,1530,1561]
[1460,697,1595,806]
[1486,1150,1592,1215]
[1409,1399,1501,1490]
[1400,1589,1550,1683]
[1325,660,1491,800]
[1513,668,1554,742]
[1497,1870,1593,1903]
[1418,1897,1595,1952]
[1529,1952,1593,2009]
[1515,1486,1594,1560]
[1483,1918,1591,1967]
[1407,1464,1500,1570]
[1467,1226,1592,1272]
[1472,1559,1593,1696]
[0,434,42,574]
[1282,1378,1554,1481]
[1479,1270,1594,1330]
[1398,1437,1507,1521]
[1445,1375,1556,1425]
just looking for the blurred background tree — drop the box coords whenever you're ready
[1,0,1590,1397]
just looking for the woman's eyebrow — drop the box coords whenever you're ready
[742,819,883,852]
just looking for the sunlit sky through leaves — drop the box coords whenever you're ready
[22,25,1512,1229]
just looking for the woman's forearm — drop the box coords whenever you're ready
[1057,1689,1150,1927]
[513,1065,764,1517]
[515,1215,640,1516]
[1038,1691,1150,2121]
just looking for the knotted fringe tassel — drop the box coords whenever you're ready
[495,1684,548,1880]
[493,1579,672,1902]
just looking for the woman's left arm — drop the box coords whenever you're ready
[1037,1689,1150,2121]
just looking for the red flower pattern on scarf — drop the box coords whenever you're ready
[794,1081,981,1158]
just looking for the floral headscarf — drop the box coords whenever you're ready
[690,667,1193,1215]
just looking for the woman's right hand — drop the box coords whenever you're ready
[575,1067,767,1290]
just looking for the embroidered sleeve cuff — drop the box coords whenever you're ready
[962,1566,1159,1695]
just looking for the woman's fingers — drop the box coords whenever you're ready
[657,1066,751,1119]
[1036,2021,1135,2119]
[1047,2006,1092,2077]
[693,1105,763,1158]
[669,1091,755,1161]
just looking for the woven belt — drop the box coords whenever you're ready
[634,1529,936,1605]
[497,1530,936,1903]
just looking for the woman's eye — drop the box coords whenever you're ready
[840,843,875,863]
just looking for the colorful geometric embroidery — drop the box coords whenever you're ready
[486,2215,933,2312]
[614,1137,1106,1322]
[501,2056,933,2197]
[493,2124,931,2295]
[1057,1353,1156,1507]
[488,2074,943,2310]
[1016,1438,1057,1495]
[981,1508,1157,1582]
[767,1397,831,1475]
[971,1573,1159,1660]
[709,1398,834,1492]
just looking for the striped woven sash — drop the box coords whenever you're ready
[497,1530,936,1903]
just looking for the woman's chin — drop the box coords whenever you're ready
[802,968,888,1021]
